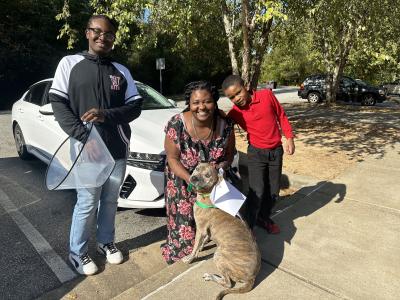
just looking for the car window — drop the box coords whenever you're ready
[342,78,354,87]
[24,82,50,106]
[355,79,368,86]
[42,82,52,105]
[136,82,174,110]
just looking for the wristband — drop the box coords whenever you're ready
[187,182,194,192]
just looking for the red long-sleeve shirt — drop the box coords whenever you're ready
[227,89,294,149]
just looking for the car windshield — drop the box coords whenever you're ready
[136,82,174,110]
[355,79,368,86]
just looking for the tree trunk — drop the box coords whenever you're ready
[327,26,356,105]
[241,0,251,85]
[221,0,239,74]
[249,18,273,90]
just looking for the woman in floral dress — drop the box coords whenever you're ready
[161,81,235,264]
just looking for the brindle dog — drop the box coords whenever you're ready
[182,162,261,300]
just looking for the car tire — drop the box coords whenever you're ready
[361,94,376,106]
[307,92,321,103]
[13,123,32,160]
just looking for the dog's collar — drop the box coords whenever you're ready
[195,200,216,209]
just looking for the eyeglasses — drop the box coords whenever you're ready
[87,28,116,41]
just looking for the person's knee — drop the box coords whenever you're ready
[75,200,98,215]
[76,188,99,210]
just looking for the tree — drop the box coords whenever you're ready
[220,0,288,88]
[260,18,323,85]
[0,0,69,109]
[305,0,400,104]
[56,0,292,89]
[55,0,231,94]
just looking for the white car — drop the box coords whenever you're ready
[11,79,181,208]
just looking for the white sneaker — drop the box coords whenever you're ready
[69,253,98,276]
[97,242,123,264]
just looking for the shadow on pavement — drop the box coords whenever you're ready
[284,104,400,161]
[253,180,347,288]
[117,225,167,256]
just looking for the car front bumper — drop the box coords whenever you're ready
[117,165,165,208]
[298,90,307,99]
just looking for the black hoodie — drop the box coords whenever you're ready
[49,51,143,159]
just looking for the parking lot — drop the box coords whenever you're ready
[0,111,167,299]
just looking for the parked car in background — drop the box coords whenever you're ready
[298,74,386,105]
[379,79,400,96]
[12,79,180,209]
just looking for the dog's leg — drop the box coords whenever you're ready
[199,231,210,248]
[202,250,233,288]
[203,272,232,288]
[181,230,207,264]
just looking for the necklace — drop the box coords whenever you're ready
[191,115,214,140]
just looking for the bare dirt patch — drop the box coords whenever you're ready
[234,103,400,180]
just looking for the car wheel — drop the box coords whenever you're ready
[13,123,32,160]
[361,94,376,106]
[307,92,321,103]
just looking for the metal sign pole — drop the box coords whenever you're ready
[156,58,165,94]
[160,69,162,94]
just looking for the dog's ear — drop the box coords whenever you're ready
[217,169,224,184]
[217,175,224,185]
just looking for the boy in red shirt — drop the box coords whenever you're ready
[222,75,295,234]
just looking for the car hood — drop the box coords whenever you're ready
[129,108,181,154]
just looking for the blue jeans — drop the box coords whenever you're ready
[70,159,126,256]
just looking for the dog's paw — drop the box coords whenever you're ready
[181,255,193,264]
[203,273,212,281]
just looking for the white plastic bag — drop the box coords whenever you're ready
[45,124,115,190]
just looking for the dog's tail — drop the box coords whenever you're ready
[215,278,255,300]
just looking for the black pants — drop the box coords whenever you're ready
[245,144,283,229]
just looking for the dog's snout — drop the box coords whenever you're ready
[191,175,199,183]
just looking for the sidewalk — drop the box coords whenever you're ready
[40,144,399,300]
[116,143,400,299]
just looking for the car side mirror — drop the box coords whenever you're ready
[168,99,177,107]
[39,103,54,115]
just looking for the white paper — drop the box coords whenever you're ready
[210,175,246,217]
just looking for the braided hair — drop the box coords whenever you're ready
[183,80,222,130]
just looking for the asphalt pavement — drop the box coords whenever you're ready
[0,113,166,300]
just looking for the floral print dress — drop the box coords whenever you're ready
[161,113,233,264]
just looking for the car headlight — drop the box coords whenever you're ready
[127,152,166,171]
[378,89,385,95]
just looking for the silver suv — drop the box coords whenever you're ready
[380,79,400,96]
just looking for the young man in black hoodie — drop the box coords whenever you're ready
[49,15,142,275]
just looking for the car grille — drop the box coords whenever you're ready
[127,152,166,171]
[120,175,137,199]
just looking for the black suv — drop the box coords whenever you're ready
[298,74,386,106]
